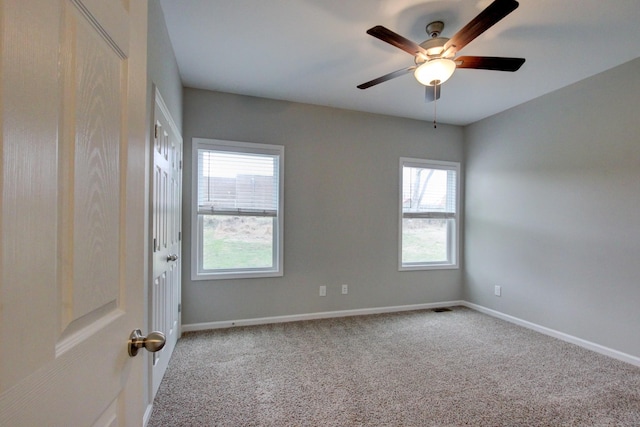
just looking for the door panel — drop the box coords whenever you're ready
[0,0,148,425]
[62,2,123,331]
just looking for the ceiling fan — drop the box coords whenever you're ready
[357,0,525,102]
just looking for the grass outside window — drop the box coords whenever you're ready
[202,216,273,270]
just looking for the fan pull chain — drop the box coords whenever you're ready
[433,84,438,128]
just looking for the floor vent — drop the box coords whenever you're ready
[432,307,453,313]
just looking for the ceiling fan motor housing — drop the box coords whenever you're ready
[416,37,450,64]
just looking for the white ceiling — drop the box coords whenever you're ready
[159,0,640,126]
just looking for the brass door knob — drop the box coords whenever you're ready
[128,329,166,357]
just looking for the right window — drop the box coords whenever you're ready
[399,158,459,270]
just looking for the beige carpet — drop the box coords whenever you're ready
[148,307,640,426]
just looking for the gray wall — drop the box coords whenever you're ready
[464,58,640,358]
[148,0,182,131]
[182,89,465,325]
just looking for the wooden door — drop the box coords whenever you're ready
[0,0,149,425]
[150,89,182,398]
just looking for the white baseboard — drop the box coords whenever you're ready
[181,300,465,332]
[181,300,640,368]
[462,301,640,368]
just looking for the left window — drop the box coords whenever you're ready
[192,138,284,280]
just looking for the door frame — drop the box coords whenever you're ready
[147,85,183,412]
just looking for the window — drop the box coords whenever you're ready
[399,158,459,270]
[192,138,284,280]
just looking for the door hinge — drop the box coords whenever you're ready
[178,303,181,313]
[154,124,158,139]
[153,238,157,252]
[178,231,181,241]
[179,160,182,170]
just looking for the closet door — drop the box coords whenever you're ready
[151,88,183,398]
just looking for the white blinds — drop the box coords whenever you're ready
[197,149,280,216]
[402,164,457,219]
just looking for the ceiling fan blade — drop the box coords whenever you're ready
[367,26,427,57]
[443,0,519,56]
[425,84,441,103]
[357,66,416,89]
[455,56,525,71]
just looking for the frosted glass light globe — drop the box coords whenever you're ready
[414,58,456,86]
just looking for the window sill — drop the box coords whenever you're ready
[192,270,283,281]
[399,263,459,271]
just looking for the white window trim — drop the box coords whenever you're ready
[398,157,460,271]
[191,138,284,280]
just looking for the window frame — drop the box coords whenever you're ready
[398,157,460,271]
[191,138,284,280]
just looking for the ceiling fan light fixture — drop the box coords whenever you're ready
[414,58,456,86]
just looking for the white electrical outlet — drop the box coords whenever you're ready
[319,285,327,297]
[494,285,502,297]
[342,284,348,295]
